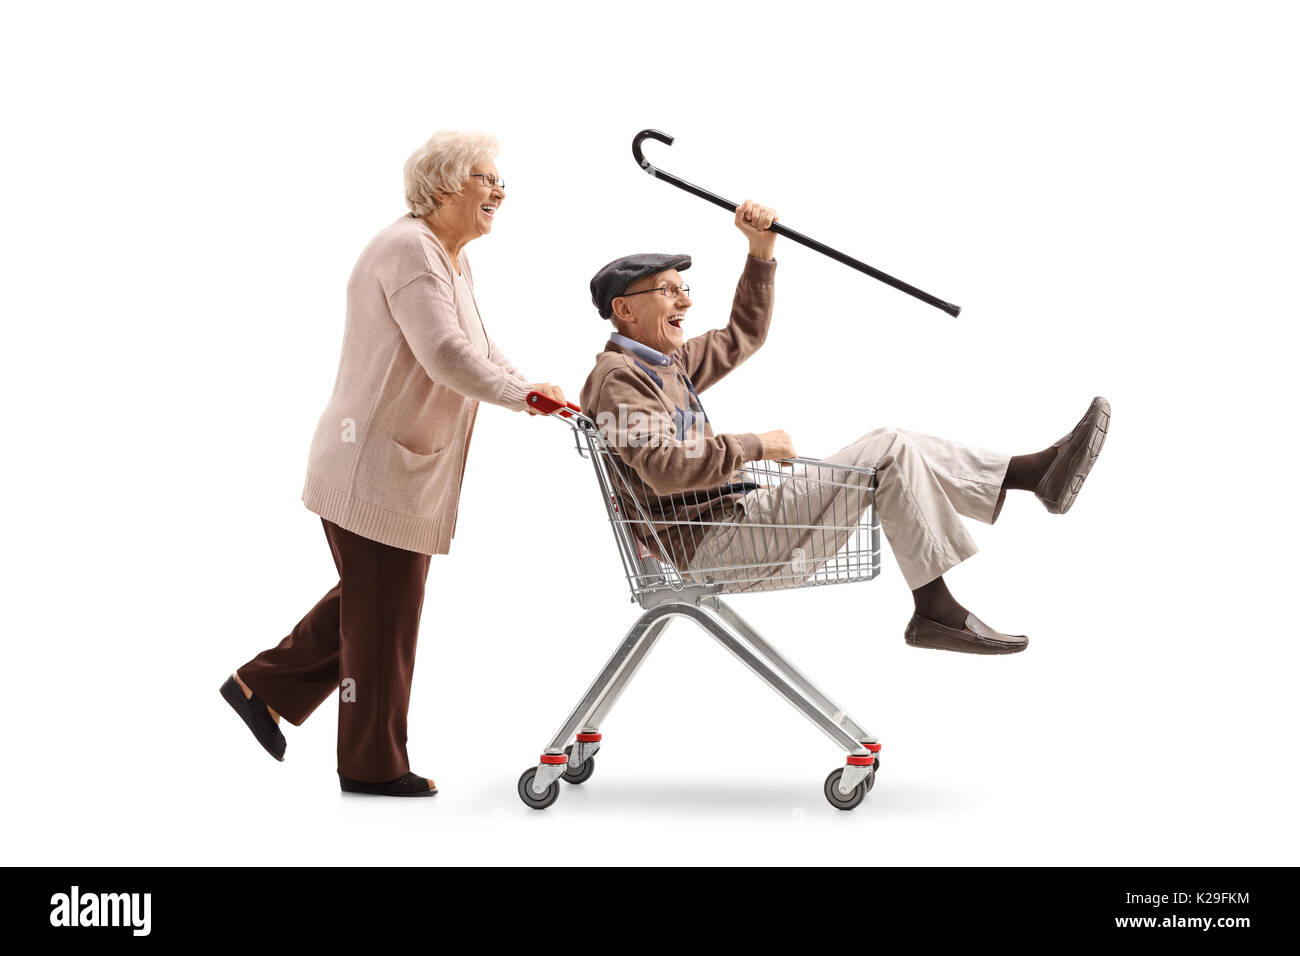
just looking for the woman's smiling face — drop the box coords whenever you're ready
[438,160,505,240]
[612,269,693,354]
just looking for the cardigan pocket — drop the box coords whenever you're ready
[394,436,446,458]
[388,439,449,515]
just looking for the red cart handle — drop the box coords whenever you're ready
[527,390,581,417]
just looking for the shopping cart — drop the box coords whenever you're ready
[518,391,884,810]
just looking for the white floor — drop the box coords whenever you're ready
[16,511,1296,865]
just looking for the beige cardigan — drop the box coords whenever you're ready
[302,213,532,555]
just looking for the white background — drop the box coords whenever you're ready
[2,1,1296,865]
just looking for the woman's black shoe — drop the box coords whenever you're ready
[339,771,437,796]
[220,675,286,761]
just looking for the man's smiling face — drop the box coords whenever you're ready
[612,269,693,354]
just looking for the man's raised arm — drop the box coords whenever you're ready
[678,199,780,392]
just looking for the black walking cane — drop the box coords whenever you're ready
[632,129,961,317]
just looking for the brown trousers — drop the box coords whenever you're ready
[238,518,432,782]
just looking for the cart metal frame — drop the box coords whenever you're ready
[518,394,884,810]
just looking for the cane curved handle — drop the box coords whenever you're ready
[632,129,675,175]
[631,128,738,216]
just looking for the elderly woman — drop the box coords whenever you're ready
[220,130,565,796]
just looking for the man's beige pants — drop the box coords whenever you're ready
[685,427,1012,592]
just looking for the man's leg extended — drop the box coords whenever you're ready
[896,422,1095,525]
[825,428,985,590]
[685,426,1032,651]
[687,427,987,592]
[889,428,1011,525]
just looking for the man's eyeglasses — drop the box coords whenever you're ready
[470,173,505,190]
[619,282,691,301]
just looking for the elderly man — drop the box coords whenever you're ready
[580,200,1110,654]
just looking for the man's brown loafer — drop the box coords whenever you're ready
[1035,396,1110,514]
[904,612,1028,655]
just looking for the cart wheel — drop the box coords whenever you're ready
[561,745,596,785]
[518,768,560,810]
[823,768,870,811]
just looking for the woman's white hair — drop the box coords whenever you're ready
[403,129,500,218]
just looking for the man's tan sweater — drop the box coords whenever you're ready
[301,214,532,555]
[579,255,776,571]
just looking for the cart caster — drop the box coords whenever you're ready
[561,745,596,785]
[823,767,873,811]
[858,742,881,774]
[517,767,560,810]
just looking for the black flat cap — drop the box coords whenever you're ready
[590,253,692,320]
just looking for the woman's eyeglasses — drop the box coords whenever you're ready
[470,173,505,190]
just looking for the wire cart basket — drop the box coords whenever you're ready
[518,392,884,810]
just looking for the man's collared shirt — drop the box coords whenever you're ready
[609,331,673,368]
[607,331,710,436]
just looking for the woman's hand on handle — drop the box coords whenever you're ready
[525,382,567,416]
